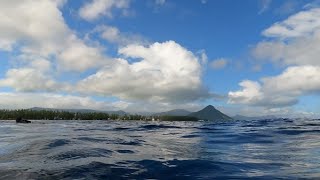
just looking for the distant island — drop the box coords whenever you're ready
[189,105,233,121]
[0,105,234,122]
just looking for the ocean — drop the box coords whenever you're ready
[0,119,320,179]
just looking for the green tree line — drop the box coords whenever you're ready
[0,109,127,120]
[0,109,199,121]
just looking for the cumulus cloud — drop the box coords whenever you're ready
[77,41,210,103]
[0,0,108,73]
[210,58,228,69]
[0,0,218,111]
[229,66,320,107]
[95,25,149,46]
[230,7,320,108]
[253,8,320,67]
[79,0,130,21]
[0,67,58,92]
[0,0,68,53]
[228,80,263,105]
[0,57,71,92]
[263,8,320,38]
[0,0,111,97]
[57,36,108,72]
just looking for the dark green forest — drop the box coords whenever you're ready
[0,109,145,120]
[0,109,199,121]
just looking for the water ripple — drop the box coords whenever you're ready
[0,119,320,179]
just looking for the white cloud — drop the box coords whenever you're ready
[0,91,207,113]
[197,49,208,65]
[79,0,130,21]
[123,101,203,114]
[231,8,320,109]
[253,8,320,67]
[95,25,149,46]
[0,0,107,73]
[229,66,320,107]
[0,0,113,97]
[0,58,71,92]
[263,8,320,38]
[57,36,108,72]
[0,67,60,92]
[0,92,124,111]
[228,80,263,105]
[29,59,52,71]
[51,0,67,7]
[253,35,320,67]
[262,66,320,95]
[0,1,218,111]
[77,41,210,103]
[0,0,69,54]
[210,58,228,69]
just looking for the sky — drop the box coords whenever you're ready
[0,0,319,117]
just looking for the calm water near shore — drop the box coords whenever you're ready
[0,119,320,179]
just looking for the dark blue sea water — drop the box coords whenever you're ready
[0,119,320,179]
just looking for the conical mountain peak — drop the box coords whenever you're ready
[204,105,216,110]
[188,105,232,121]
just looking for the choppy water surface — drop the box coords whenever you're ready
[0,119,320,179]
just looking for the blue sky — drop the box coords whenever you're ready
[0,0,319,117]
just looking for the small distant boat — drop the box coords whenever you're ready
[16,117,31,123]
